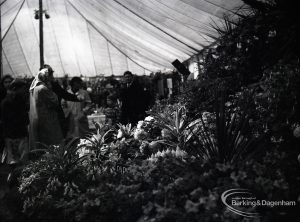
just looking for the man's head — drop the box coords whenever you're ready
[123,71,134,85]
[70,77,83,93]
[8,79,27,95]
[107,94,116,107]
[1,74,14,90]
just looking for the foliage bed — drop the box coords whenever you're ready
[17,0,300,221]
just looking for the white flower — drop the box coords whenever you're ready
[293,125,300,138]
[136,121,144,129]
[134,128,148,140]
[225,102,232,107]
[117,129,123,139]
[270,136,284,143]
[78,139,92,147]
[268,30,276,37]
[144,116,154,122]
[149,141,161,151]
[77,147,94,158]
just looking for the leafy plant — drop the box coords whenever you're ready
[147,105,199,150]
[116,123,135,139]
[82,127,113,161]
[30,138,90,171]
[190,90,266,163]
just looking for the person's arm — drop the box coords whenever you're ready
[51,81,79,102]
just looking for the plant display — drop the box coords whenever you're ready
[18,95,300,221]
[18,134,298,221]
[13,1,300,221]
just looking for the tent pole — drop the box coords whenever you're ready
[39,0,44,69]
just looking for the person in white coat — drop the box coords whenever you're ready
[62,77,92,138]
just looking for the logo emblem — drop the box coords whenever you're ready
[221,188,260,218]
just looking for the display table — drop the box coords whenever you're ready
[87,114,106,129]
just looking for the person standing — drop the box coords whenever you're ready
[42,64,80,137]
[62,77,92,138]
[0,75,14,159]
[1,80,29,165]
[29,68,63,150]
[120,71,148,125]
[0,75,14,102]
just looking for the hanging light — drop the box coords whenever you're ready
[34,10,39,19]
[45,11,50,19]
[34,9,50,19]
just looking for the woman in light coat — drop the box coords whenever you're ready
[29,68,63,150]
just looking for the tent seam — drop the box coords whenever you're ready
[136,0,211,46]
[47,0,66,75]
[64,0,82,75]
[66,0,153,73]
[25,0,39,72]
[106,41,114,75]
[2,49,15,76]
[1,0,23,17]
[83,0,177,67]
[203,0,246,18]
[86,23,97,76]
[13,24,33,75]
[0,0,8,7]
[1,0,26,43]
[151,0,212,29]
[99,0,195,57]
[112,0,199,52]
[180,0,231,21]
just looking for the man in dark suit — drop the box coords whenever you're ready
[120,71,149,125]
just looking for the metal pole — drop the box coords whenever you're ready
[39,0,44,69]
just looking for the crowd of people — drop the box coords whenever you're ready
[0,65,153,168]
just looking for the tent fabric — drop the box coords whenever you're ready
[1,0,244,77]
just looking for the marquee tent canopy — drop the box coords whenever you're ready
[1,0,245,77]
